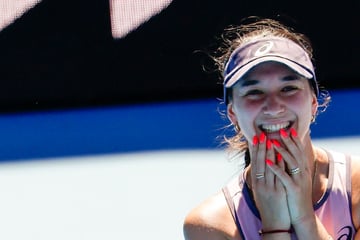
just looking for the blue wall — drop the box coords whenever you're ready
[0,89,359,162]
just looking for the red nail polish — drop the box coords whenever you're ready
[280,129,288,138]
[290,128,298,137]
[266,139,272,150]
[259,132,266,143]
[266,159,274,166]
[276,153,282,162]
[252,136,259,145]
[272,139,281,147]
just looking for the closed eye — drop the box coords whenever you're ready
[281,85,302,94]
[243,89,264,99]
[282,86,299,92]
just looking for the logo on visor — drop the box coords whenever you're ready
[254,41,274,57]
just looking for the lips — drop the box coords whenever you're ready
[260,122,291,133]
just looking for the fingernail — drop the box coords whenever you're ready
[280,129,288,138]
[265,159,274,166]
[272,139,281,147]
[276,153,282,162]
[290,128,298,137]
[252,135,259,145]
[259,132,266,143]
[266,139,272,150]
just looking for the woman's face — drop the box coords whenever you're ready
[227,61,318,141]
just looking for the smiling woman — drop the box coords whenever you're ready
[229,62,316,140]
[183,16,360,240]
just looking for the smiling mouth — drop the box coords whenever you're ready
[260,122,291,133]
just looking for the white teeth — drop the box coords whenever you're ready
[261,123,289,133]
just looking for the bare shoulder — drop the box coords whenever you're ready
[183,191,240,240]
[350,154,360,229]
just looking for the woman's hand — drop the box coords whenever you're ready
[249,132,291,231]
[266,128,315,226]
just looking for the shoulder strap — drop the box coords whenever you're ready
[345,154,352,203]
[221,175,246,239]
[222,186,237,223]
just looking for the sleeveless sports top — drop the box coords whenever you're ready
[222,150,356,240]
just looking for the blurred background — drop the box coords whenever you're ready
[0,0,358,239]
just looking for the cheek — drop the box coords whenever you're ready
[233,101,258,121]
[233,102,260,138]
[289,98,314,131]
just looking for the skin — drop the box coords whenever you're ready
[183,62,360,239]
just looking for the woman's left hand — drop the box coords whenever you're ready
[267,128,315,226]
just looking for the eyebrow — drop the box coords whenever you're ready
[240,75,301,87]
[240,79,259,87]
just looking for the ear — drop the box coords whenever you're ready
[227,102,238,125]
[311,93,318,116]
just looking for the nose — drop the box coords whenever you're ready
[262,95,285,116]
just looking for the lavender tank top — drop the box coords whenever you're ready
[222,150,356,240]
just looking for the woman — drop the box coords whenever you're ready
[183,17,360,239]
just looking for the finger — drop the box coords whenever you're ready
[272,136,303,180]
[250,134,262,182]
[288,166,302,178]
[276,152,285,170]
[272,141,298,170]
[265,139,275,185]
[250,132,267,182]
[289,128,311,172]
[280,128,312,180]
[265,159,294,188]
[279,128,304,166]
[272,140,285,170]
[249,135,258,182]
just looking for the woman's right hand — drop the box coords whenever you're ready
[250,133,291,231]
